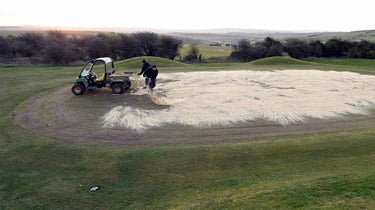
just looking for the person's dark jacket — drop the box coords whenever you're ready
[138,60,152,75]
[144,66,158,79]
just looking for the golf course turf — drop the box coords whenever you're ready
[0,57,374,209]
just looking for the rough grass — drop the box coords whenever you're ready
[0,57,374,209]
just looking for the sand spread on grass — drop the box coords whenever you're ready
[102,70,375,131]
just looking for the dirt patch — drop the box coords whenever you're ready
[13,70,375,145]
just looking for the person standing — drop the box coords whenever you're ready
[143,65,159,89]
[138,59,152,88]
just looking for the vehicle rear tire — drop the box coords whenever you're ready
[112,83,124,94]
[71,83,86,95]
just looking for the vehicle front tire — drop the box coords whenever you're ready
[124,80,131,90]
[71,83,86,95]
[112,83,124,94]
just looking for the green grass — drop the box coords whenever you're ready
[304,58,375,75]
[112,131,375,209]
[179,45,233,59]
[116,56,191,70]
[305,58,375,68]
[0,57,374,209]
[250,56,312,65]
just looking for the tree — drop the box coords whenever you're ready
[284,39,311,59]
[357,40,375,59]
[43,30,76,65]
[309,40,324,58]
[85,34,108,59]
[183,44,200,62]
[96,33,121,59]
[230,38,283,61]
[157,35,183,60]
[118,33,141,59]
[1,30,185,64]
[261,37,283,57]
[346,46,362,58]
[0,36,9,57]
[14,32,44,58]
[70,35,90,61]
[229,39,253,61]
[133,32,159,56]
[323,38,351,57]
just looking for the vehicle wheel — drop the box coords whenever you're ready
[124,80,131,89]
[112,83,124,94]
[71,83,85,95]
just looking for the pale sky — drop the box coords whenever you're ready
[0,0,374,32]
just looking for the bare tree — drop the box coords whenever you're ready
[133,32,159,56]
[157,35,183,60]
[43,30,76,65]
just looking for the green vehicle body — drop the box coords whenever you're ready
[71,57,133,95]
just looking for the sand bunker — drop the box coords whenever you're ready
[102,70,375,131]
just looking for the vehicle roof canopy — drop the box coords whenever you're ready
[94,57,113,64]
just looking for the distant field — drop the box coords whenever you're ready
[170,30,375,44]
[178,44,233,60]
[1,57,374,209]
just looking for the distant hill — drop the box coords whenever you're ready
[168,30,375,45]
[1,25,374,44]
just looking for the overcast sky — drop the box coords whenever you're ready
[0,0,373,32]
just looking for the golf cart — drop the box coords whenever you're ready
[71,57,133,95]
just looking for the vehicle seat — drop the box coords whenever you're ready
[95,73,105,82]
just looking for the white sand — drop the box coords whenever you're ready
[102,70,375,131]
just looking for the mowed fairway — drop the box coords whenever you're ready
[1,57,374,209]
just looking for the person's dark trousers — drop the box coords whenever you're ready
[149,78,156,88]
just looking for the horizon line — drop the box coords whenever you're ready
[0,24,364,34]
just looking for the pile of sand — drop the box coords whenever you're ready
[103,70,375,131]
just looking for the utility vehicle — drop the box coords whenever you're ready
[71,57,133,95]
